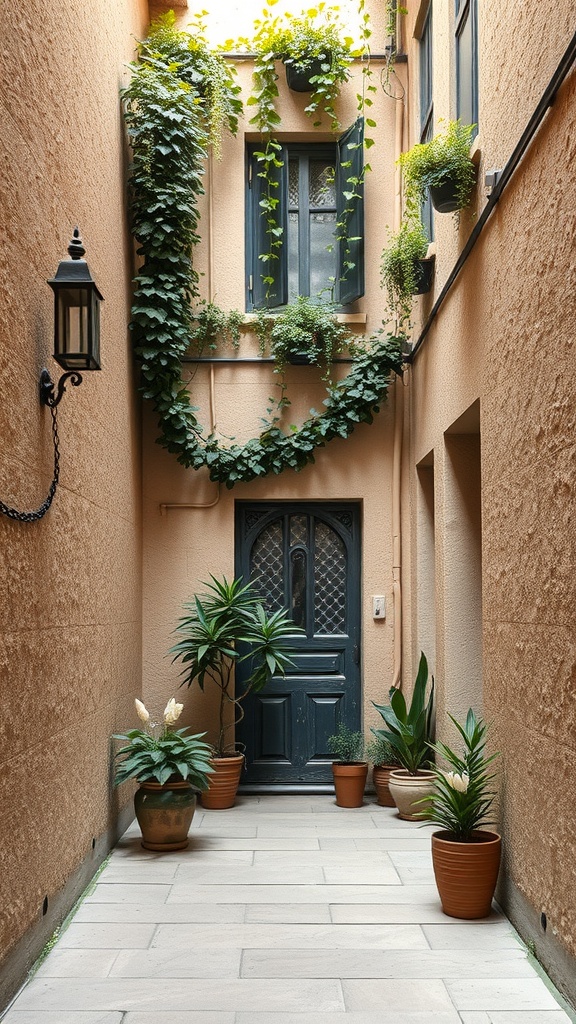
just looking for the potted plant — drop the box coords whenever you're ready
[365,734,401,807]
[418,708,501,919]
[327,723,367,807]
[372,651,435,819]
[247,5,357,132]
[113,697,214,851]
[380,217,434,329]
[256,296,351,382]
[399,120,476,215]
[170,575,300,808]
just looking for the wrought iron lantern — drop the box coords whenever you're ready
[0,228,104,523]
[40,228,103,408]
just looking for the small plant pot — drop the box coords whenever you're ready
[332,762,368,807]
[412,256,435,295]
[287,351,313,365]
[285,58,324,92]
[432,830,502,919]
[388,769,436,820]
[201,754,244,809]
[372,764,398,807]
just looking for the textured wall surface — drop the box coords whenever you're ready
[404,0,576,988]
[0,0,147,998]
[141,0,402,744]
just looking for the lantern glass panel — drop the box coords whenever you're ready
[54,286,101,370]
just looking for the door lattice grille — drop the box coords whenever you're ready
[314,521,346,634]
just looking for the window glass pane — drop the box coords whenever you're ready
[289,161,299,208]
[288,212,299,302]
[310,212,337,299]
[419,5,432,132]
[309,161,336,207]
[457,8,473,125]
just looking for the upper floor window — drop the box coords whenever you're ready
[246,120,365,310]
[419,3,434,240]
[455,0,478,132]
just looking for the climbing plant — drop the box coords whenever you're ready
[124,13,403,489]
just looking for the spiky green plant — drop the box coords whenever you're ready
[372,652,435,774]
[418,709,499,841]
[170,576,302,755]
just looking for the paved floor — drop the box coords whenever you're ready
[4,795,574,1024]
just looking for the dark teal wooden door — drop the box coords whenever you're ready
[235,503,361,787]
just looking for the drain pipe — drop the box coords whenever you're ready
[408,26,576,363]
[391,36,407,691]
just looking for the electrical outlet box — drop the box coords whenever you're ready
[372,595,386,619]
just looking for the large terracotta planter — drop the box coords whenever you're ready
[388,768,436,820]
[372,764,398,807]
[201,754,244,809]
[332,762,368,807]
[432,830,502,919]
[134,779,197,851]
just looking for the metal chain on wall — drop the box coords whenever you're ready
[0,405,60,522]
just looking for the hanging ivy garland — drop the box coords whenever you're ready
[123,14,403,490]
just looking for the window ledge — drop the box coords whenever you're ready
[242,312,367,326]
[470,135,482,166]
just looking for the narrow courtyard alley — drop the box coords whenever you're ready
[3,796,574,1023]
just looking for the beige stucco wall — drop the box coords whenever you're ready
[0,0,147,1000]
[141,0,403,744]
[403,0,576,985]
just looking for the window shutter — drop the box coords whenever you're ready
[248,145,288,309]
[336,118,365,305]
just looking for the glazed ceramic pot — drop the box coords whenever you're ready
[200,754,244,809]
[388,769,436,820]
[332,762,368,808]
[134,779,197,851]
[431,830,502,919]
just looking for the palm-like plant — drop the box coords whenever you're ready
[372,651,434,774]
[419,709,499,841]
[169,576,301,755]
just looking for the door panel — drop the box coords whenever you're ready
[235,503,361,787]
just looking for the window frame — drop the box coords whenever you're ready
[287,143,338,302]
[455,0,478,133]
[245,120,365,311]
[419,2,434,240]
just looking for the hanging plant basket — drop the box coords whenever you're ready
[412,256,435,295]
[284,57,325,92]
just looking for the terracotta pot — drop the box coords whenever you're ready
[388,768,436,820]
[372,764,398,807]
[200,754,244,809]
[432,830,502,919]
[332,762,368,808]
[134,779,197,851]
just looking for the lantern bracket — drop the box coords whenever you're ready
[39,368,83,408]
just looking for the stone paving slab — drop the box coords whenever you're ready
[3,795,573,1023]
[151,922,428,950]
[10,978,345,1013]
[240,946,536,979]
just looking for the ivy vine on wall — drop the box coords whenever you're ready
[123,13,403,489]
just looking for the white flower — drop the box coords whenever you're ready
[134,698,150,724]
[163,697,184,726]
[444,771,469,792]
